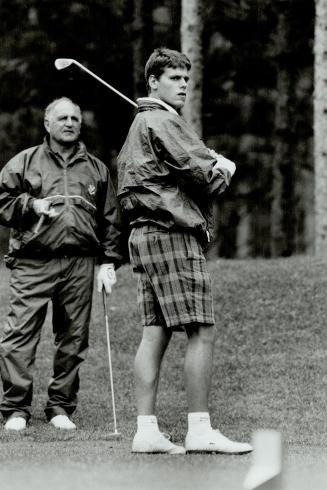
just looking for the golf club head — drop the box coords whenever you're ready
[105,431,122,441]
[54,58,75,70]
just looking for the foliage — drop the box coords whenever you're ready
[0,0,134,164]
[202,0,314,257]
[0,0,316,256]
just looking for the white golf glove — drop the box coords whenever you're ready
[97,264,117,294]
[208,149,236,177]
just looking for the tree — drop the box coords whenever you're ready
[314,0,327,255]
[269,0,295,257]
[132,0,154,100]
[269,0,314,257]
[0,0,316,258]
[180,0,203,136]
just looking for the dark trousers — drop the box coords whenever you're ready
[0,256,95,421]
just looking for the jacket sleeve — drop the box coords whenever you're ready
[97,168,125,267]
[152,115,234,196]
[0,154,36,230]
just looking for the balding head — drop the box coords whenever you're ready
[44,97,82,124]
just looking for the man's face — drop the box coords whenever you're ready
[45,100,81,146]
[149,67,190,110]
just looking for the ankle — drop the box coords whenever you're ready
[137,415,161,435]
[187,412,212,434]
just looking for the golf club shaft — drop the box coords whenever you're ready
[102,290,119,434]
[74,61,137,108]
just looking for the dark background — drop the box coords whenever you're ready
[0,0,315,258]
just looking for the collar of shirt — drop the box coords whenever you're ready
[136,97,179,116]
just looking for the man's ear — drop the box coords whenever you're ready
[148,74,158,92]
[44,118,50,134]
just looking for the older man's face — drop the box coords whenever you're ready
[45,100,81,146]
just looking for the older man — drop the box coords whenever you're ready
[0,97,122,431]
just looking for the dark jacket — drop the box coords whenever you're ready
[0,139,123,267]
[117,98,233,244]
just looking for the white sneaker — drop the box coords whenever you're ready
[185,429,253,454]
[5,416,26,431]
[132,431,186,454]
[50,415,76,430]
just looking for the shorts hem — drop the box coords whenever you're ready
[143,317,215,329]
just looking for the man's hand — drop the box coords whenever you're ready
[208,149,236,177]
[97,264,117,294]
[33,199,58,218]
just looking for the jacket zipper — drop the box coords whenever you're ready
[63,166,69,212]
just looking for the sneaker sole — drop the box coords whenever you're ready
[186,449,253,455]
[132,447,186,455]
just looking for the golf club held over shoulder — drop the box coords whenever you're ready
[54,58,137,108]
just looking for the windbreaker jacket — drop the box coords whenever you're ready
[0,139,123,267]
[117,98,233,243]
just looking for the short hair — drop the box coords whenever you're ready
[44,97,82,122]
[144,48,191,92]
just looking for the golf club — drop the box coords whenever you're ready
[54,58,137,108]
[33,214,45,236]
[32,205,59,236]
[102,289,121,440]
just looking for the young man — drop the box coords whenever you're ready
[117,48,252,454]
[0,97,122,431]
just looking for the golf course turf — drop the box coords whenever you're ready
[0,256,326,489]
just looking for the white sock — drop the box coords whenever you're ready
[137,415,161,436]
[187,412,212,434]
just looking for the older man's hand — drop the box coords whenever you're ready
[97,264,117,294]
[33,199,58,218]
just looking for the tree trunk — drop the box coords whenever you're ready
[314,0,327,255]
[180,0,203,136]
[132,0,153,100]
[270,3,295,257]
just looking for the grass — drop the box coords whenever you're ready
[0,256,326,489]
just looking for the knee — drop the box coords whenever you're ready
[188,324,216,345]
[141,325,172,346]
[199,325,216,344]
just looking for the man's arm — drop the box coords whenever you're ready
[96,168,124,293]
[97,172,124,266]
[0,155,37,229]
[208,149,236,179]
[152,115,235,196]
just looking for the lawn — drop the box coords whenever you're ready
[0,256,327,489]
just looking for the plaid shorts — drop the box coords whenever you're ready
[128,224,215,329]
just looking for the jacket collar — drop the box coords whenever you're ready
[136,97,179,115]
[43,136,88,162]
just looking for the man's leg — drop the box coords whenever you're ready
[132,324,185,454]
[0,258,54,426]
[45,257,94,425]
[134,324,171,415]
[128,226,185,453]
[184,324,215,412]
[184,323,252,454]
